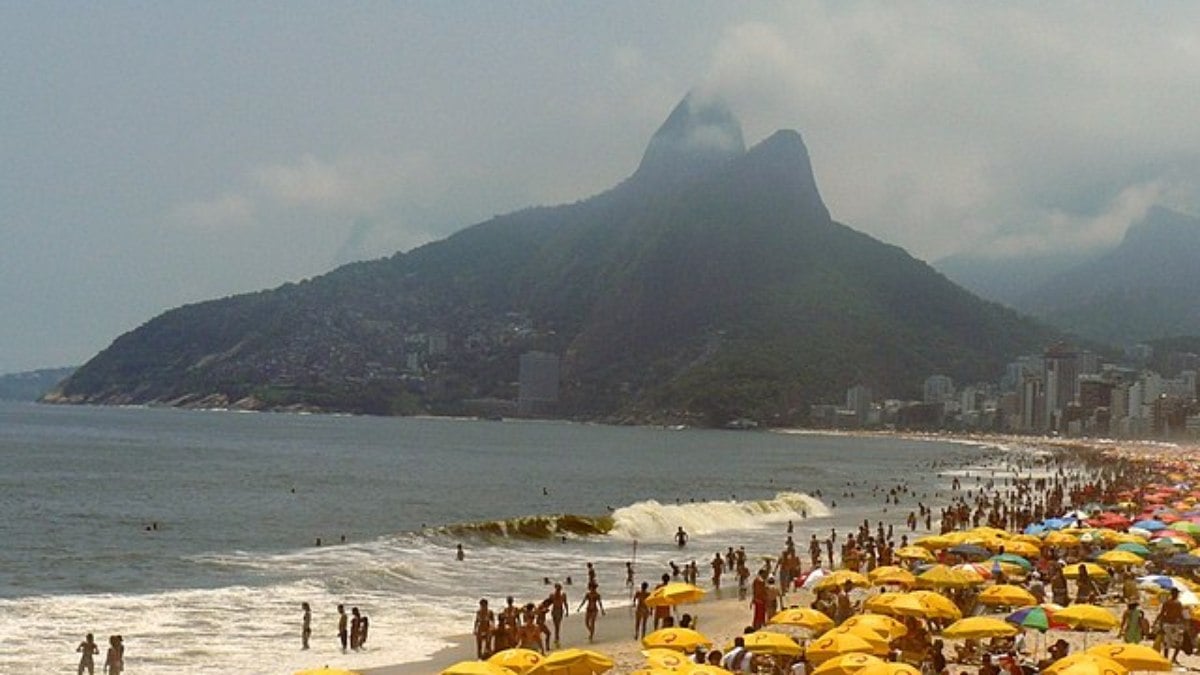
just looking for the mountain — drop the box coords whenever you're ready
[0,366,76,401]
[1014,207,1200,344]
[934,249,1103,307]
[47,93,1054,426]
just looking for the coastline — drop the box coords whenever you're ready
[357,432,1200,675]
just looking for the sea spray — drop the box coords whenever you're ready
[608,492,831,540]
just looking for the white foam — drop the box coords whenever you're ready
[608,491,830,540]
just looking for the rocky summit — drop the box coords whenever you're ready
[47,93,1053,426]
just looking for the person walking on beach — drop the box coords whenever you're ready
[549,583,569,647]
[577,582,605,641]
[711,553,723,590]
[301,602,311,649]
[473,599,494,659]
[77,633,99,675]
[1120,601,1146,644]
[337,604,349,652]
[633,581,651,639]
[653,573,672,629]
[675,526,688,548]
[103,635,122,675]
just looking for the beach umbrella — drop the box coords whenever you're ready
[1133,519,1167,531]
[818,626,890,655]
[917,564,982,589]
[769,607,835,632]
[870,567,916,588]
[853,662,922,675]
[990,553,1032,570]
[947,544,991,560]
[914,535,953,550]
[528,648,614,675]
[489,648,547,674]
[806,630,877,664]
[644,582,706,608]
[815,570,871,591]
[1085,643,1172,671]
[811,653,884,675]
[1115,542,1150,557]
[1169,522,1200,536]
[744,630,803,656]
[1055,604,1119,631]
[1063,563,1109,579]
[803,568,830,589]
[978,584,1037,607]
[1042,653,1128,675]
[998,541,1040,558]
[908,591,962,620]
[863,592,919,617]
[1025,524,1049,536]
[441,662,516,675]
[641,627,712,652]
[840,613,908,640]
[1164,553,1200,569]
[1006,604,1064,632]
[1096,550,1143,566]
[895,546,935,562]
[641,648,691,670]
[1044,531,1081,547]
[942,616,1020,639]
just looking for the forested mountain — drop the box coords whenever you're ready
[48,94,1054,425]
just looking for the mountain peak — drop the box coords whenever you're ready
[631,92,746,187]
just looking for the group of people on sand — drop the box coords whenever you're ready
[75,633,122,675]
[473,582,579,659]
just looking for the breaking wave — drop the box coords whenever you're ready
[608,491,831,540]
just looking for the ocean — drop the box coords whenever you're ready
[0,401,1012,673]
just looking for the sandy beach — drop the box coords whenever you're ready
[358,433,1200,675]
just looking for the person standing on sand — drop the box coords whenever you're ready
[577,582,605,641]
[549,583,569,647]
[750,569,768,629]
[634,581,651,639]
[473,599,493,659]
[337,604,349,652]
[653,573,672,630]
[301,602,311,649]
[77,633,99,675]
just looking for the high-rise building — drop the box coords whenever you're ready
[923,375,955,405]
[1043,343,1078,432]
[846,384,873,424]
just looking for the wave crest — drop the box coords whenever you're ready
[608,491,830,541]
[436,514,615,540]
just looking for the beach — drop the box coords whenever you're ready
[357,434,1200,675]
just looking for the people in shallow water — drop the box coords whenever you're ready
[675,526,689,547]
[456,543,465,561]
[76,633,99,675]
[300,602,311,650]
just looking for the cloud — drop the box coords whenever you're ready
[695,4,1200,260]
[168,193,255,231]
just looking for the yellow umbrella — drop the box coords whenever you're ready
[1096,550,1143,567]
[1063,563,1109,579]
[941,616,1020,639]
[811,653,885,675]
[744,630,803,656]
[854,663,923,675]
[1111,532,1147,544]
[688,667,735,675]
[1042,653,1128,675]
[1001,540,1041,558]
[917,564,982,589]
[815,570,871,591]
[1044,532,1081,547]
[840,613,908,640]
[1085,643,1172,671]
[978,584,1037,607]
[528,648,614,675]
[870,567,916,588]
[629,669,676,675]
[769,607,835,632]
[817,626,890,655]
[914,535,952,550]
[895,546,935,562]
[441,662,516,675]
[865,592,935,619]
[645,582,707,608]
[641,627,712,652]
[908,591,962,620]
[1012,534,1043,545]
[1055,604,1119,631]
[806,630,877,664]
[489,649,546,674]
[641,648,690,670]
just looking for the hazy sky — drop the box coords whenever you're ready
[4,2,1200,373]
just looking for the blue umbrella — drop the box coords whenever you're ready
[1024,524,1048,536]
[1133,519,1167,531]
[1043,518,1074,530]
[1165,553,1200,569]
[948,544,991,560]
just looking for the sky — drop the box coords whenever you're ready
[3,2,1200,373]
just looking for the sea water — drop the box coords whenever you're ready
[0,401,1012,673]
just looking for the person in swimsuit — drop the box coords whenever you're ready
[350,607,362,650]
[473,599,493,658]
[535,598,552,652]
[653,573,672,629]
[675,527,689,548]
[77,633,99,675]
[301,602,311,649]
[337,604,348,652]
[549,583,569,647]
[711,553,724,590]
[103,636,122,675]
[577,582,605,641]
[634,581,651,639]
[358,610,369,649]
